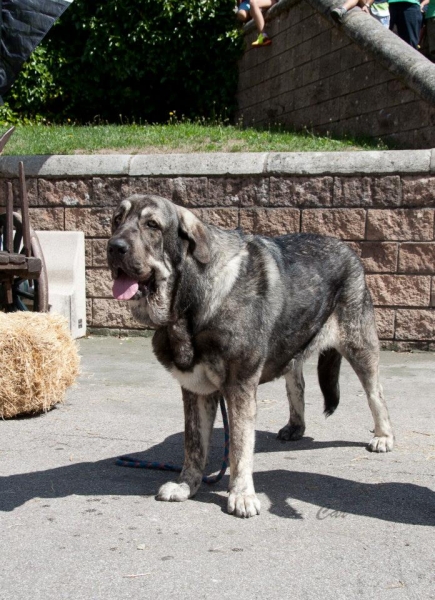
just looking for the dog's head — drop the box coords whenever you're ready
[107,195,210,326]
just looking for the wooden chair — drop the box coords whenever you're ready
[0,127,48,312]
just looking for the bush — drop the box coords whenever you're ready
[0,46,64,124]
[2,0,243,124]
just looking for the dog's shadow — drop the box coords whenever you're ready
[1,429,434,526]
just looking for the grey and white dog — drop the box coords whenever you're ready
[107,194,394,518]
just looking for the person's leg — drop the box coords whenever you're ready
[343,0,361,10]
[392,2,422,48]
[250,0,275,34]
[390,3,408,38]
[389,3,398,30]
[330,0,360,23]
[403,3,423,48]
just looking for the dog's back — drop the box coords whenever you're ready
[231,233,369,380]
[240,232,376,419]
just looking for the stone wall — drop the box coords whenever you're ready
[0,152,434,349]
[237,0,435,148]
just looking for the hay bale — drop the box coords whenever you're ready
[0,312,80,419]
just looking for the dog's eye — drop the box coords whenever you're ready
[114,214,122,227]
[146,220,159,229]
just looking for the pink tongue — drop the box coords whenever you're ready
[112,275,139,301]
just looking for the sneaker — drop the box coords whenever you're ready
[330,7,347,23]
[252,32,272,47]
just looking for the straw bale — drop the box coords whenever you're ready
[0,312,80,418]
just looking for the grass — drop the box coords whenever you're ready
[1,122,387,155]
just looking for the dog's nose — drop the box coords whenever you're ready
[108,238,129,255]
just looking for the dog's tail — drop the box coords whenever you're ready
[317,348,342,417]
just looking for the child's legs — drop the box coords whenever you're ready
[341,0,361,10]
[250,0,275,32]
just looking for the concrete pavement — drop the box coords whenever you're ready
[1,337,434,600]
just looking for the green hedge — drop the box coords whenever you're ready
[2,0,243,123]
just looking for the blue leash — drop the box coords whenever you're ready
[116,397,229,484]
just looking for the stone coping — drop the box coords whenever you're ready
[243,0,435,106]
[0,150,434,178]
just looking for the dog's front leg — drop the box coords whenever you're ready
[226,384,261,518]
[156,389,218,502]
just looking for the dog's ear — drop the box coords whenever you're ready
[176,206,211,264]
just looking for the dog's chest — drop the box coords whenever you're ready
[170,363,220,395]
[152,326,221,395]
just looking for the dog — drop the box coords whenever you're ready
[107,194,394,518]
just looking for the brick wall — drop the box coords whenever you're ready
[1,154,434,349]
[237,0,435,148]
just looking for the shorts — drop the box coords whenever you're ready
[238,2,251,11]
[372,13,390,28]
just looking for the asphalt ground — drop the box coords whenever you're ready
[1,337,434,600]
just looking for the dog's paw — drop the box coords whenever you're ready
[277,423,305,441]
[367,435,394,453]
[227,492,261,518]
[156,481,190,502]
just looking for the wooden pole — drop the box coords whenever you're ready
[19,161,31,257]
[5,182,13,253]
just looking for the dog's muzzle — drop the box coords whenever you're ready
[108,237,155,301]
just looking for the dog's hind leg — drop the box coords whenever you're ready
[156,389,219,502]
[336,271,394,452]
[277,359,306,441]
[346,346,394,452]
